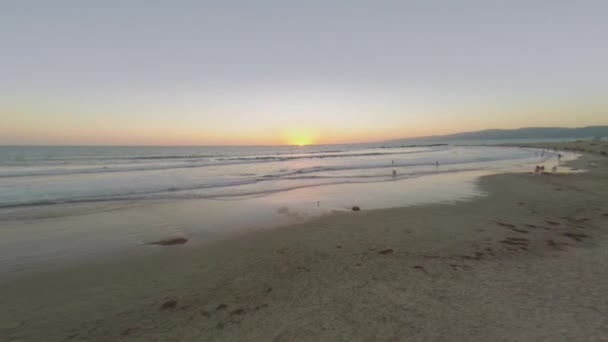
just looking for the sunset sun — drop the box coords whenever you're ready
[290,136,313,146]
[283,128,317,147]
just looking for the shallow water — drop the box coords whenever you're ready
[0,144,566,207]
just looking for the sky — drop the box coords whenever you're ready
[1,0,607,146]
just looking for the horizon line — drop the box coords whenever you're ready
[1,125,605,147]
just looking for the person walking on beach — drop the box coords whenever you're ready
[435,161,439,168]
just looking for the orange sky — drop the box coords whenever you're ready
[2,98,607,146]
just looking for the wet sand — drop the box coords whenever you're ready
[1,142,607,341]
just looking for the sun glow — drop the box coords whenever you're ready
[283,127,317,146]
[292,137,311,147]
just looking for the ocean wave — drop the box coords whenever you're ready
[0,149,434,178]
[0,168,480,209]
[0,146,546,210]
[0,147,353,165]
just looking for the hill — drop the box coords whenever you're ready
[386,126,608,144]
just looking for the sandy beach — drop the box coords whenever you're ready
[1,141,607,341]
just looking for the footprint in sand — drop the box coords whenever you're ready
[450,264,470,270]
[230,308,247,316]
[493,221,530,233]
[547,239,571,250]
[254,304,269,312]
[160,300,178,310]
[500,238,529,247]
[511,227,529,233]
[563,232,588,242]
[524,224,550,230]
[122,327,141,336]
[460,252,484,261]
[413,265,429,274]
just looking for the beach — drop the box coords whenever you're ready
[1,141,607,341]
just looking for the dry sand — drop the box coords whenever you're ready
[1,141,607,341]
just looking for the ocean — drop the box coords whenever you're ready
[0,143,565,208]
[0,143,574,279]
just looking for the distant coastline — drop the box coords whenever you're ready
[384,125,608,145]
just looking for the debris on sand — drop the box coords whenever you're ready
[352,206,361,211]
[147,235,189,246]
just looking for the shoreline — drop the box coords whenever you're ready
[1,142,607,341]
[0,168,489,281]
